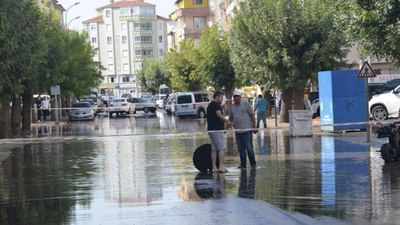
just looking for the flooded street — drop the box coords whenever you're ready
[1,112,400,224]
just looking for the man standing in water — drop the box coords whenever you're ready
[207,91,232,173]
[229,90,257,169]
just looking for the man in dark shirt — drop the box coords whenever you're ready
[207,91,232,173]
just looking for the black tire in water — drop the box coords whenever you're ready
[193,144,219,172]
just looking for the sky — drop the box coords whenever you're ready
[57,0,176,30]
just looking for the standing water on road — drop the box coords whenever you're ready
[0,113,399,224]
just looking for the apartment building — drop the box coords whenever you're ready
[170,0,213,46]
[83,0,172,97]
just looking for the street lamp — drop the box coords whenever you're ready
[65,2,80,27]
[67,16,81,29]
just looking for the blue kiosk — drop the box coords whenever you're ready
[318,70,367,132]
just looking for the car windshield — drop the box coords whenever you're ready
[112,99,126,103]
[72,103,91,108]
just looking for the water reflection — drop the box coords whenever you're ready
[3,116,400,224]
[238,168,256,198]
[194,172,226,199]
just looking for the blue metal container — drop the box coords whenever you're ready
[318,70,367,131]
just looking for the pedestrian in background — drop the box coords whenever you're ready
[41,97,50,121]
[36,95,42,122]
[207,91,232,173]
[254,94,267,129]
[229,90,257,169]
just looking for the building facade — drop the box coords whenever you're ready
[83,0,172,97]
[170,0,213,46]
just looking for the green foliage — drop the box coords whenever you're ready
[339,0,400,66]
[0,0,43,100]
[229,0,349,90]
[58,31,103,97]
[193,25,236,95]
[165,39,206,91]
[136,58,170,95]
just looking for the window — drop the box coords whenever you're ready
[122,35,127,44]
[159,49,164,57]
[133,22,152,31]
[159,35,163,43]
[91,37,97,43]
[122,50,128,58]
[194,94,203,103]
[122,76,129,82]
[158,22,163,30]
[90,24,96,30]
[120,7,129,16]
[105,10,111,18]
[110,76,115,83]
[123,64,129,72]
[135,49,153,57]
[134,36,152,44]
[193,0,203,4]
[121,23,127,31]
[194,17,206,29]
[108,64,114,72]
[106,24,111,31]
[131,7,139,15]
[107,51,113,58]
[107,36,112,45]
[177,95,192,104]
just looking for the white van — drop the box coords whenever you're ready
[175,92,212,118]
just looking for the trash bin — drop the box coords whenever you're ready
[289,110,313,137]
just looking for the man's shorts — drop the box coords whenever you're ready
[208,131,226,151]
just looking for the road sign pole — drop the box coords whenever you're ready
[365,78,370,142]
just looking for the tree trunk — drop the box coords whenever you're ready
[21,92,32,135]
[11,95,21,137]
[278,88,305,123]
[0,100,11,138]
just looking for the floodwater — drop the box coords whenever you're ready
[0,112,399,225]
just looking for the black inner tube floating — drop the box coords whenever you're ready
[193,143,219,172]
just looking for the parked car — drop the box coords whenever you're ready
[311,99,320,118]
[108,98,135,117]
[175,92,212,118]
[370,79,400,97]
[68,102,95,122]
[129,97,157,113]
[369,84,400,121]
[78,98,98,114]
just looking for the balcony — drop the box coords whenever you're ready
[183,28,203,38]
[174,7,210,19]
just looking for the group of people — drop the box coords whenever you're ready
[206,91,268,173]
[35,96,51,122]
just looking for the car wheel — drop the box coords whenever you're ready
[197,109,206,118]
[150,108,156,113]
[371,105,388,121]
[109,112,113,118]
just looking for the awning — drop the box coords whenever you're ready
[99,83,115,89]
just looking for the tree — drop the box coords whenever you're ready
[136,58,170,95]
[339,0,400,65]
[0,0,44,138]
[165,39,206,91]
[229,0,349,122]
[193,25,237,98]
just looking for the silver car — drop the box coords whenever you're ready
[68,102,95,122]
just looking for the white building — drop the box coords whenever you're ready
[83,0,172,97]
